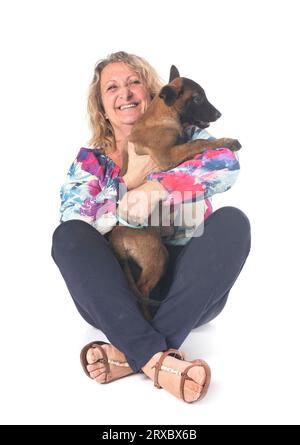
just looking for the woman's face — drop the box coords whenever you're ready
[100,62,151,134]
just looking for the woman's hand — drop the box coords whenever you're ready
[122,142,160,190]
[118,181,168,226]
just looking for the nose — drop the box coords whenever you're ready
[214,110,222,120]
[119,85,133,100]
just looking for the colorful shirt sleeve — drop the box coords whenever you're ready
[146,125,240,205]
[60,148,122,235]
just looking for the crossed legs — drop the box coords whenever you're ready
[51,206,251,402]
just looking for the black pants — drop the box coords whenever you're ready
[51,206,251,372]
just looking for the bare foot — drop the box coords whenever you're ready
[142,351,210,403]
[81,342,134,383]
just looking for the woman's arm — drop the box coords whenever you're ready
[145,125,240,205]
[60,148,123,235]
[118,126,240,225]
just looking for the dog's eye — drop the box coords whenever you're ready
[193,96,203,105]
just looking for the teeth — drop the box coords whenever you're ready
[119,103,137,110]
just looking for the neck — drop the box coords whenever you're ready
[113,124,134,152]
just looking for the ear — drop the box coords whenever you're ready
[159,85,179,106]
[169,65,180,82]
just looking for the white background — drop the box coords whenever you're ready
[0,0,299,425]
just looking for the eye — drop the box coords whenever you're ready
[193,95,203,105]
[130,79,141,85]
[107,85,117,91]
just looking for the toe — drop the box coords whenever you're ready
[186,379,203,393]
[89,368,106,379]
[188,365,206,386]
[86,347,102,365]
[184,385,203,403]
[86,362,105,373]
[182,377,203,401]
[95,373,107,383]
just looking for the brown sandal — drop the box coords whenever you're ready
[80,341,133,383]
[152,349,211,403]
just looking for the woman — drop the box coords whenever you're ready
[51,51,251,403]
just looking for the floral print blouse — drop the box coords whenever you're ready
[59,126,240,245]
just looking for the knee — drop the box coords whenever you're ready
[215,206,250,232]
[51,219,98,258]
[52,219,89,243]
[214,206,251,247]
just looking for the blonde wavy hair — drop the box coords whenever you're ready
[87,51,164,152]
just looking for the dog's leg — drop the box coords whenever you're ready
[151,138,241,171]
[109,226,165,321]
[135,230,169,299]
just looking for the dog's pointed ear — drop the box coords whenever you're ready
[169,65,180,82]
[159,85,179,106]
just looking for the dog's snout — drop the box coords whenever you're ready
[214,110,222,120]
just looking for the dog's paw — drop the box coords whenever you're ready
[230,139,242,151]
[222,138,242,151]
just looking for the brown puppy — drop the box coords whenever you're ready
[109,66,241,320]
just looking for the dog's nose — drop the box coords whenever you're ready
[214,110,222,120]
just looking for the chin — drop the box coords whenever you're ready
[124,114,143,125]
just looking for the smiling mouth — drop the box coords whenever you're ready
[118,102,139,110]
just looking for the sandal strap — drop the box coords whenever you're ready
[153,349,184,389]
[91,343,110,378]
[107,359,130,367]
